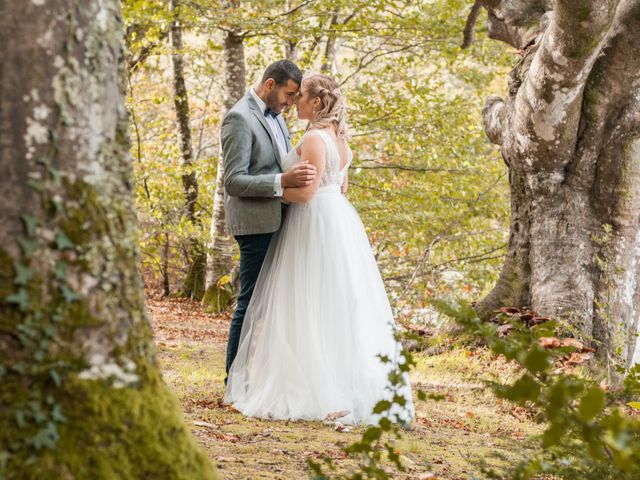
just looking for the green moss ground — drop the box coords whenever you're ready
[149,294,542,479]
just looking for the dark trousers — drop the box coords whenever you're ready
[225,232,274,381]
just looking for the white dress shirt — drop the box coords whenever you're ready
[250,89,286,197]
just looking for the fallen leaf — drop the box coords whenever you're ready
[560,338,585,350]
[325,410,350,421]
[564,352,592,365]
[193,420,216,428]
[497,324,513,337]
[406,323,434,336]
[498,307,520,316]
[539,337,561,349]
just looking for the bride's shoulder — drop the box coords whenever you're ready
[301,131,325,147]
[299,130,327,147]
[297,130,327,158]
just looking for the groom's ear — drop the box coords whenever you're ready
[263,78,276,92]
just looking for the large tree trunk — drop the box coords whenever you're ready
[203,22,245,311]
[475,0,640,378]
[0,1,216,477]
[169,0,206,300]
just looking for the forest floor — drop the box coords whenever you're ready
[147,290,543,480]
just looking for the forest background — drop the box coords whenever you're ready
[124,0,511,317]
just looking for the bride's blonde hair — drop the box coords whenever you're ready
[303,73,350,139]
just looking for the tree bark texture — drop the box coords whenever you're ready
[0,1,217,477]
[203,19,245,306]
[476,0,640,375]
[169,0,206,299]
[321,12,340,73]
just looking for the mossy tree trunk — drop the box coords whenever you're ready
[203,8,244,310]
[474,0,640,379]
[169,0,206,300]
[0,1,216,478]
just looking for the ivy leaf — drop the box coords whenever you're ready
[20,214,40,237]
[13,262,34,286]
[55,232,74,250]
[31,422,59,450]
[35,155,50,167]
[15,409,27,428]
[27,179,45,192]
[496,373,541,404]
[523,347,551,374]
[17,237,39,259]
[543,422,565,447]
[11,362,26,374]
[372,400,392,414]
[48,166,63,183]
[52,404,66,423]
[361,426,382,443]
[6,289,29,311]
[61,285,81,303]
[42,325,56,339]
[54,262,67,281]
[377,354,391,364]
[578,386,606,421]
[50,369,62,387]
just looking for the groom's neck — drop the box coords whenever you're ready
[254,83,270,103]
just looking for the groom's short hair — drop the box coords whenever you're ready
[261,60,303,87]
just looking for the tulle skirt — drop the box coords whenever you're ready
[224,185,414,425]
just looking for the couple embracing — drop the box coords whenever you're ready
[222,60,414,426]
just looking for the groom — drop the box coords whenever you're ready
[221,60,316,382]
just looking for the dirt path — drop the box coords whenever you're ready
[147,293,540,479]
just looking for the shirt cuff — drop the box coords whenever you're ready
[274,174,284,197]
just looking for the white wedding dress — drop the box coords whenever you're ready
[224,129,414,425]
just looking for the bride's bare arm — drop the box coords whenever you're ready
[283,134,326,203]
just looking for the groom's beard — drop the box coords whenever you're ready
[265,89,286,114]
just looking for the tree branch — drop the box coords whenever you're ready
[478,0,552,50]
[127,31,168,72]
[461,1,482,49]
[510,0,619,169]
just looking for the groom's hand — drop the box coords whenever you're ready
[282,161,317,188]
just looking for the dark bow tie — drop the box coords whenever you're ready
[264,107,279,119]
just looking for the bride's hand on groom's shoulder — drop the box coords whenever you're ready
[282,161,317,188]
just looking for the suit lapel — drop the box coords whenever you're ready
[247,94,283,167]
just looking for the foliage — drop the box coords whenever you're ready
[308,331,444,479]
[429,298,640,479]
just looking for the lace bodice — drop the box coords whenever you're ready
[281,129,352,187]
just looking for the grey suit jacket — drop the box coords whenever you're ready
[222,93,292,236]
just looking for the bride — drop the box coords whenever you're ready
[224,73,414,426]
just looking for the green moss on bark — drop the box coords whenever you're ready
[201,283,234,313]
[4,370,217,480]
[182,251,207,301]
